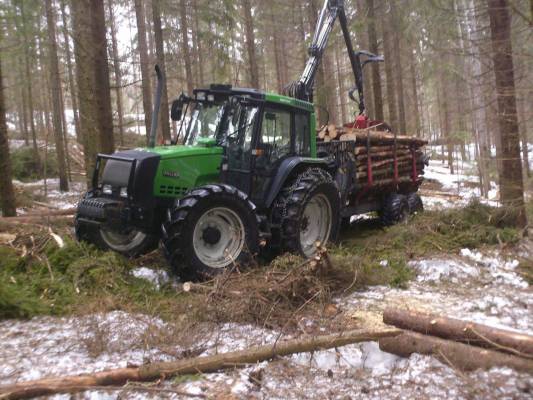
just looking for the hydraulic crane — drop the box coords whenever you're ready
[283,0,383,117]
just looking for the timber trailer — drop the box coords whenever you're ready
[75,0,426,280]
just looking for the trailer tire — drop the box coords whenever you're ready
[380,193,409,226]
[161,184,260,281]
[407,192,424,214]
[273,168,340,257]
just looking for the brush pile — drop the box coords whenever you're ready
[185,245,355,329]
[317,125,428,187]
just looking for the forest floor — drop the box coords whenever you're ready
[1,149,532,399]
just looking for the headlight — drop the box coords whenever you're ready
[102,184,112,195]
[120,187,128,198]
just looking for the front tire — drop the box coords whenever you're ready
[161,184,260,280]
[273,168,341,257]
[75,217,158,258]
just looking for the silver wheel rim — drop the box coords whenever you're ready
[300,193,332,257]
[193,207,245,269]
[100,228,147,253]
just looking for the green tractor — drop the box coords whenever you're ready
[76,85,340,279]
[75,0,422,279]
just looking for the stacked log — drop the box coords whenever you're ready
[317,125,427,186]
[380,308,533,373]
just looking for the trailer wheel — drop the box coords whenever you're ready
[407,192,424,214]
[161,184,260,281]
[379,193,409,226]
[274,169,340,257]
[74,217,158,258]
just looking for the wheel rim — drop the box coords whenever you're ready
[193,207,245,269]
[300,193,332,257]
[100,228,147,253]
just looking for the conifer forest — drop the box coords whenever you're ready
[0,1,532,398]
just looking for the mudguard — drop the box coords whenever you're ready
[264,157,330,208]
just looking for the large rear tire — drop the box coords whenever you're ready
[273,168,341,257]
[161,184,260,281]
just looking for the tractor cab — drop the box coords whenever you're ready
[170,85,319,209]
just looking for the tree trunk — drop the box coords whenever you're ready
[71,0,99,184]
[409,49,421,137]
[383,308,533,357]
[91,0,115,154]
[134,0,153,142]
[334,38,347,123]
[0,55,17,217]
[487,0,527,227]
[389,1,406,134]
[107,1,125,147]
[381,9,398,132]
[192,0,205,86]
[380,331,533,373]
[59,0,81,143]
[179,0,194,95]
[0,329,400,400]
[45,0,69,192]
[242,0,260,88]
[151,0,171,143]
[366,0,384,122]
[18,1,39,161]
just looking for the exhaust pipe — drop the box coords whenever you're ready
[149,64,165,148]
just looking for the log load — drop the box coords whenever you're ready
[317,126,428,188]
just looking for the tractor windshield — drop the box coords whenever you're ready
[183,102,225,146]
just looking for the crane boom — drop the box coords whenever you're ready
[283,0,382,115]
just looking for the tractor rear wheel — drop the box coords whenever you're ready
[379,193,409,226]
[161,184,260,281]
[273,168,340,257]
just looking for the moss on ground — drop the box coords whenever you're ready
[0,201,523,322]
[0,240,187,320]
[332,200,521,289]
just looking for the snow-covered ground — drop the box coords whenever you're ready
[0,243,531,399]
[2,143,532,398]
[13,178,85,211]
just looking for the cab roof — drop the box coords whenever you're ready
[193,84,314,113]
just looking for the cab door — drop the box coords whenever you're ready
[221,102,261,195]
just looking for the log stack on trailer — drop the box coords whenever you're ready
[317,125,428,189]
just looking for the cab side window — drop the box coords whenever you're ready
[295,112,310,156]
[260,108,291,163]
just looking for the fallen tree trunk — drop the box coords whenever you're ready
[0,328,401,400]
[0,208,76,224]
[383,308,533,358]
[379,331,533,373]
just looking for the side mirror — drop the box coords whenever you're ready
[170,99,183,121]
[171,93,190,121]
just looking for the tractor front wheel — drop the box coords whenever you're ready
[75,218,158,258]
[161,184,260,281]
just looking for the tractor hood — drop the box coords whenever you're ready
[140,144,223,160]
[101,145,224,202]
[140,145,224,198]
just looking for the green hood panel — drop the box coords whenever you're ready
[138,145,223,160]
[137,145,223,198]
